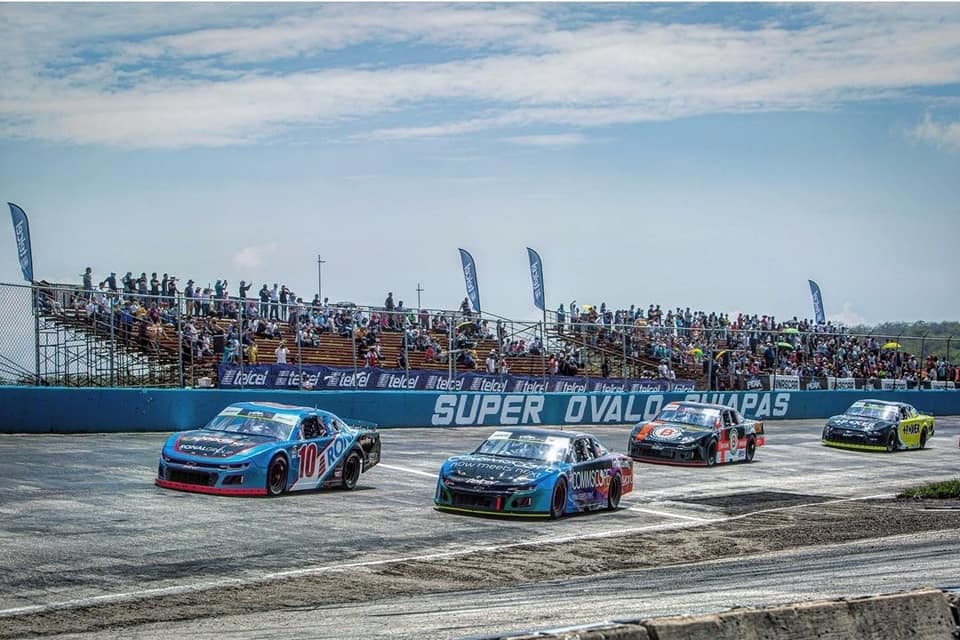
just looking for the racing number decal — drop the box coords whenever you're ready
[298,443,323,481]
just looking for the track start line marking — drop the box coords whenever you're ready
[378,463,438,479]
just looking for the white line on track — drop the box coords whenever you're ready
[377,463,438,479]
[0,492,896,619]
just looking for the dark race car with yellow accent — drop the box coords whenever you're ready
[821,399,935,452]
[434,428,633,518]
[628,401,765,466]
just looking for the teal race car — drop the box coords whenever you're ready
[434,428,634,518]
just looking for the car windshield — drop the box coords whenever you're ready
[474,431,570,463]
[654,405,719,430]
[844,403,899,421]
[203,408,299,440]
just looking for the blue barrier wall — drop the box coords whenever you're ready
[2,386,959,434]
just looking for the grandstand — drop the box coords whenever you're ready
[3,280,955,391]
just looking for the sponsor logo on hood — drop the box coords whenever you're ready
[174,432,260,458]
[829,416,881,430]
[448,457,551,483]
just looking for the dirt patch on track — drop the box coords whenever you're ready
[4,497,959,639]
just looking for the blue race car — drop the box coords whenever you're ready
[434,428,634,518]
[156,402,381,496]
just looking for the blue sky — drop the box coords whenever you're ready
[1,2,958,325]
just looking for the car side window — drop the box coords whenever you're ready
[302,417,320,440]
[722,411,735,427]
[574,438,595,462]
[591,438,608,458]
[900,407,910,420]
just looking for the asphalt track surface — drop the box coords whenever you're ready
[1,417,959,639]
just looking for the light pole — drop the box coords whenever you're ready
[317,255,326,302]
[416,282,424,310]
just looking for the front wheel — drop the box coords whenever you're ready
[886,431,899,453]
[266,456,288,496]
[705,440,718,467]
[341,452,362,490]
[607,476,622,511]
[550,478,567,519]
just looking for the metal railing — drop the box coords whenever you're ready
[2,281,957,391]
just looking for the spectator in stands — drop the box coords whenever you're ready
[165,276,178,311]
[460,297,472,319]
[239,280,251,301]
[556,304,565,335]
[149,273,160,298]
[199,286,212,317]
[274,340,289,364]
[246,339,259,364]
[81,267,93,297]
[100,271,117,293]
[486,349,497,373]
[269,284,279,319]
[137,272,148,301]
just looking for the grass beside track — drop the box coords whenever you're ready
[899,477,960,499]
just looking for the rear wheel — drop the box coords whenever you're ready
[745,437,757,462]
[550,478,567,519]
[266,456,288,496]
[341,452,362,490]
[885,431,899,453]
[919,429,927,449]
[606,476,622,511]
[705,440,718,467]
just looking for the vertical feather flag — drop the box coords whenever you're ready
[808,280,825,323]
[458,249,481,314]
[8,203,34,282]
[526,247,545,311]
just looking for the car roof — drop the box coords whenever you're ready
[664,401,729,411]
[850,399,910,408]
[224,402,339,420]
[490,427,588,440]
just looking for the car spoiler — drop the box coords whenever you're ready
[345,418,378,430]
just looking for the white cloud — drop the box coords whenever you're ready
[233,243,278,270]
[827,302,868,328]
[1,4,959,148]
[912,113,960,152]
[505,133,587,147]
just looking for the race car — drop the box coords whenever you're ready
[628,401,765,466]
[821,399,935,452]
[434,428,633,518]
[156,402,380,496]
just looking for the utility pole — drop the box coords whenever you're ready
[416,282,424,310]
[317,255,326,302]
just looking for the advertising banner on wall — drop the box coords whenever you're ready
[217,364,696,393]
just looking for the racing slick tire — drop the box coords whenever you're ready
[341,451,362,490]
[745,436,757,463]
[550,478,567,519]
[607,476,622,511]
[919,429,928,449]
[705,440,718,467]
[266,455,288,496]
[885,431,899,453]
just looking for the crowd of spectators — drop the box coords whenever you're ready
[43,268,959,386]
[553,300,957,387]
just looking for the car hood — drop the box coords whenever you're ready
[634,421,712,443]
[442,455,555,485]
[170,430,275,459]
[826,416,891,431]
